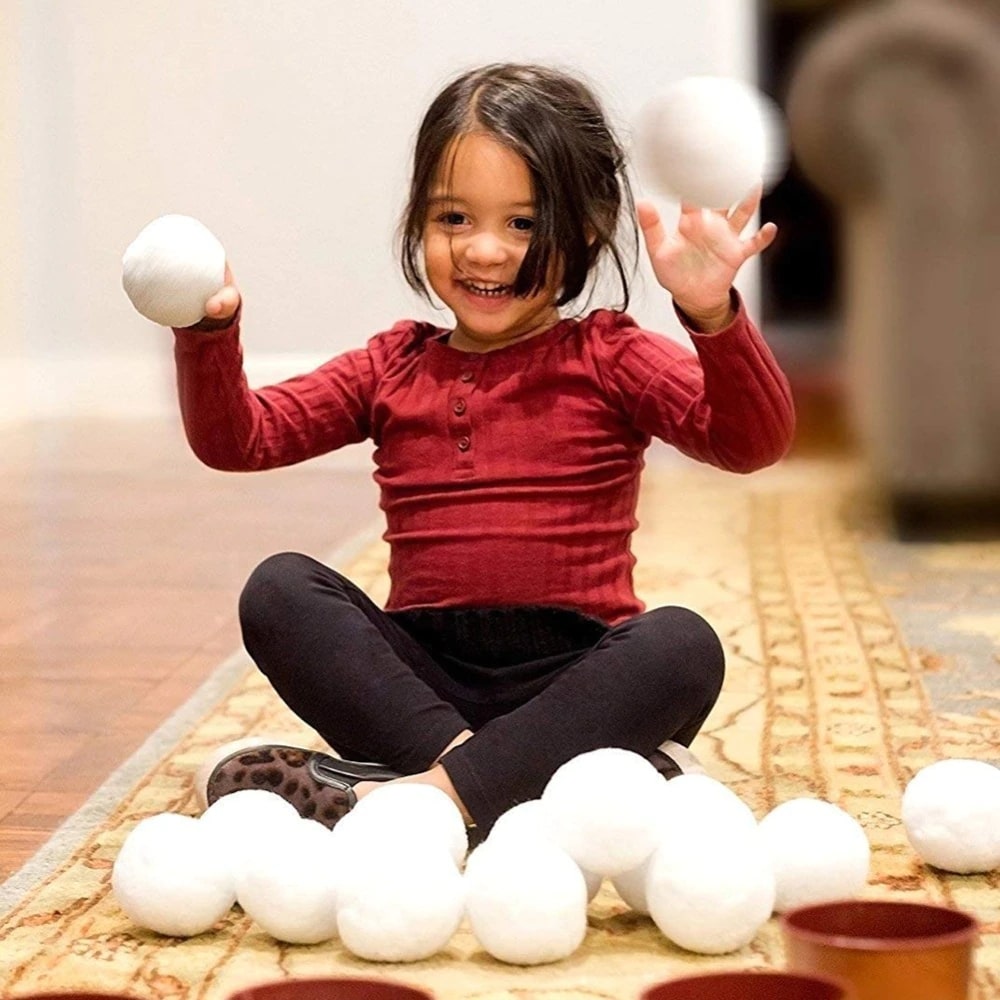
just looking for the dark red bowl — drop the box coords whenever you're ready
[228,979,434,1000]
[641,970,854,999]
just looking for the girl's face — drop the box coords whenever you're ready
[422,133,561,353]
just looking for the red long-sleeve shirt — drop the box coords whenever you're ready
[174,298,794,623]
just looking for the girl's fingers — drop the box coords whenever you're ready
[636,199,667,255]
[742,221,778,259]
[205,285,241,319]
[728,184,764,234]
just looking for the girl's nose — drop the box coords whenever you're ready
[462,230,508,267]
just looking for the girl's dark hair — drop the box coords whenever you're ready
[400,63,637,310]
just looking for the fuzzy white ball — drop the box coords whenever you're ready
[332,783,468,867]
[122,214,226,327]
[487,799,602,900]
[464,840,588,965]
[541,748,669,876]
[335,843,465,962]
[758,798,870,913]
[112,813,236,937]
[200,789,303,882]
[636,76,787,209]
[902,758,1000,873]
[612,775,758,914]
[235,819,341,944]
[646,830,775,954]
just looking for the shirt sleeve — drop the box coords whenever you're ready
[172,310,377,471]
[606,294,796,473]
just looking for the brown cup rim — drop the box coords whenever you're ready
[641,969,854,998]
[781,900,978,952]
[227,978,434,1000]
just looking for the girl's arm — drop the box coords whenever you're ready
[173,265,374,471]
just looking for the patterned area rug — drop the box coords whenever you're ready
[2,459,999,999]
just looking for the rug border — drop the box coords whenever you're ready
[0,522,383,919]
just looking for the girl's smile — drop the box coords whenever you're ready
[423,133,562,353]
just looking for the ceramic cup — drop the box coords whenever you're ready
[228,979,434,1000]
[782,899,978,1000]
[641,970,854,999]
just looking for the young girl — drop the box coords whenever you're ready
[175,63,794,835]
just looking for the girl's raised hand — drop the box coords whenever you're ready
[203,263,241,322]
[637,186,777,330]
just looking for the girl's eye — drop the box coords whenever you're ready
[438,212,467,227]
[511,217,535,233]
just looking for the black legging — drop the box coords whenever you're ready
[238,551,725,832]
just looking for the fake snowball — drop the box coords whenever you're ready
[464,840,588,965]
[612,775,759,914]
[122,214,226,327]
[332,783,468,867]
[636,76,787,209]
[758,797,870,913]
[200,788,303,882]
[902,758,1000,873]
[112,812,235,937]
[541,748,669,876]
[487,799,602,900]
[235,819,341,944]
[646,830,775,954]
[192,735,295,811]
[336,843,465,962]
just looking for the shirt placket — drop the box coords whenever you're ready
[450,363,480,477]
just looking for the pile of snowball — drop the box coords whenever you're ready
[112,749,1000,965]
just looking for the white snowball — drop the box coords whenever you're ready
[646,831,775,954]
[464,840,588,965]
[487,799,602,900]
[636,76,788,209]
[611,853,655,914]
[336,843,465,962]
[333,783,468,867]
[541,748,670,876]
[112,813,236,937]
[192,735,294,811]
[235,819,341,944]
[612,775,758,914]
[200,788,303,882]
[758,798,870,913]
[122,214,226,327]
[902,759,1000,873]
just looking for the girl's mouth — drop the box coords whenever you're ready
[459,279,512,299]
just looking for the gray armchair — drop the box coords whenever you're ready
[786,0,1000,536]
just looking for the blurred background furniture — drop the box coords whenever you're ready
[785,0,1000,537]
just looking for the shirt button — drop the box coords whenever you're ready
[460,371,474,383]
[457,435,471,452]
[453,399,467,415]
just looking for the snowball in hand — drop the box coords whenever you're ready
[122,214,226,327]
[902,758,1000,873]
[111,812,235,937]
[758,797,870,913]
[541,748,669,876]
[636,76,787,209]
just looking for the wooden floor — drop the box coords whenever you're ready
[0,384,850,880]
[0,418,378,878]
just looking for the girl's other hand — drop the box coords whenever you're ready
[637,187,777,330]
[204,263,241,321]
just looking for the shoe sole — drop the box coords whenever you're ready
[206,744,356,828]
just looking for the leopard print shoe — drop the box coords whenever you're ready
[205,744,400,828]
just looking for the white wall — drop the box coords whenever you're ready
[1,0,759,424]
